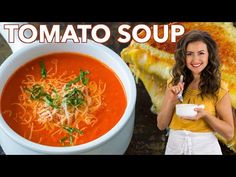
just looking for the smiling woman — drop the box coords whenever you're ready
[0,52,127,147]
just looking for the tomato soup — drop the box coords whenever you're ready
[0,52,127,147]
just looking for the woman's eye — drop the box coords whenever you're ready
[186,53,192,56]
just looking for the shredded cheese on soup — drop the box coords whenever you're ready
[5,59,106,146]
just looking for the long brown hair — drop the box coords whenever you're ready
[171,30,221,100]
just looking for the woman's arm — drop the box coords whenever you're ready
[195,93,234,141]
[157,82,184,130]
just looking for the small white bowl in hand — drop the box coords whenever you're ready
[176,104,205,120]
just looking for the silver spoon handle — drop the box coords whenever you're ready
[177,75,184,102]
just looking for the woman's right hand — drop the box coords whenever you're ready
[157,79,184,130]
[166,82,184,103]
[157,81,185,130]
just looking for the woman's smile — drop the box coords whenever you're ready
[186,41,209,76]
[191,62,203,68]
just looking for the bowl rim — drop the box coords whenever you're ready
[0,40,137,154]
[176,104,196,107]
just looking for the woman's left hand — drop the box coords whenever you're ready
[194,107,209,120]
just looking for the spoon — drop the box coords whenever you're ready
[177,75,184,102]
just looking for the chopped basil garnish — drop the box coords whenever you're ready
[44,93,59,109]
[63,88,84,107]
[25,84,46,100]
[25,85,60,109]
[39,61,47,79]
[79,70,90,85]
[63,125,83,135]
[65,70,90,91]
[59,136,68,145]
[60,125,84,146]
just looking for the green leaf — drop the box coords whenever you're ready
[63,125,74,134]
[27,84,45,100]
[82,77,89,85]
[74,128,84,135]
[64,88,84,107]
[61,125,84,146]
[59,136,68,145]
[69,135,74,145]
[64,69,90,91]
[65,76,80,91]
[44,94,59,109]
[39,61,47,79]
[79,70,90,85]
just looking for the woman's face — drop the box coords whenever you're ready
[185,41,209,76]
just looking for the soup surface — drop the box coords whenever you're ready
[0,52,127,146]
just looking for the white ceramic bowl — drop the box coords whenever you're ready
[176,104,205,119]
[0,26,137,154]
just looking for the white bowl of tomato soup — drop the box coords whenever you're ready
[0,29,136,154]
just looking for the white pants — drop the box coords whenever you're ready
[165,129,222,155]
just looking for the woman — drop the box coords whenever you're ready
[157,30,234,155]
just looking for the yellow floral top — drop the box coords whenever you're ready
[168,80,229,132]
